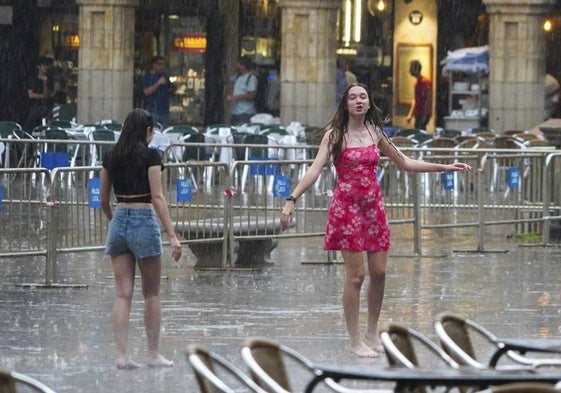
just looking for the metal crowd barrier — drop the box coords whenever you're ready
[1,139,560,287]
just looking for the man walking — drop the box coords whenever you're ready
[227,56,257,126]
[406,60,432,130]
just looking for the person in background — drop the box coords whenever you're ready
[336,57,357,107]
[100,108,182,369]
[24,56,53,131]
[142,56,175,129]
[227,56,257,125]
[544,72,560,120]
[406,59,432,130]
[280,83,471,357]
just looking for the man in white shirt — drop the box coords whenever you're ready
[227,56,257,125]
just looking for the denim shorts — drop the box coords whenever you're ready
[105,208,162,259]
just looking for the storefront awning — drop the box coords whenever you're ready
[441,45,489,74]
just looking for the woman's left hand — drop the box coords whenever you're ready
[447,162,472,171]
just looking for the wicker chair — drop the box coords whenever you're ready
[0,370,57,393]
[380,324,460,393]
[434,313,561,371]
[186,344,266,393]
[241,337,389,393]
[380,323,459,369]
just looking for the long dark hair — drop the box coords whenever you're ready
[107,108,153,173]
[317,83,392,162]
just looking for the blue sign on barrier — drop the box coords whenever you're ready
[507,167,520,188]
[249,157,280,176]
[442,171,455,190]
[273,175,291,197]
[88,177,101,208]
[41,152,69,170]
[177,178,192,202]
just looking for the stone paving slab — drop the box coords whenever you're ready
[1,229,561,392]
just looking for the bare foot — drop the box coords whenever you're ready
[364,334,385,353]
[116,360,141,370]
[147,354,175,368]
[350,342,379,358]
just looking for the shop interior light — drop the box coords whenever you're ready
[52,24,60,32]
[544,19,552,32]
[353,0,361,43]
[168,14,179,20]
[343,0,352,46]
[368,0,391,16]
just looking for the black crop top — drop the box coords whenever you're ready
[103,146,164,203]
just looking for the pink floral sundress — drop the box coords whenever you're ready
[324,140,390,252]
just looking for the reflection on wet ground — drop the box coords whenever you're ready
[1,226,561,392]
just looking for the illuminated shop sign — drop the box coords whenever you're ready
[62,31,80,49]
[173,34,206,53]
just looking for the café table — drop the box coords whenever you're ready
[304,365,561,393]
[489,338,561,368]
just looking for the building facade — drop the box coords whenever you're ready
[0,0,558,132]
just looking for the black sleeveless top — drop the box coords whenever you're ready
[103,146,163,203]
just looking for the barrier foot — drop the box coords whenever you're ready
[391,253,447,258]
[452,249,509,254]
[16,283,89,289]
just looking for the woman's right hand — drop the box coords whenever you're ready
[169,235,182,261]
[280,202,295,230]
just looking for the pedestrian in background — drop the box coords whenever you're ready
[100,108,182,369]
[142,56,175,129]
[406,59,432,130]
[280,83,471,357]
[227,56,257,125]
[24,56,53,131]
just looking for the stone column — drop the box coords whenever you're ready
[483,0,554,132]
[75,0,138,124]
[279,0,340,127]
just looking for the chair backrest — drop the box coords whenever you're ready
[90,129,116,163]
[434,313,487,368]
[0,370,57,393]
[398,128,422,137]
[241,337,292,392]
[381,323,460,369]
[492,136,524,149]
[97,120,122,132]
[182,132,209,161]
[186,344,266,393]
[0,121,21,138]
[472,131,497,140]
[163,124,199,136]
[43,127,70,153]
[389,136,416,148]
[440,129,462,138]
[411,131,433,145]
[424,137,456,149]
[260,126,289,140]
[242,134,270,159]
[48,120,76,129]
[491,382,561,393]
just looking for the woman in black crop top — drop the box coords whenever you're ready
[100,108,181,369]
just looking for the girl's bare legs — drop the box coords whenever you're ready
[364,251,387,352]
[341,250,378,358]
[138,256,174,367]
[112,253,140,369]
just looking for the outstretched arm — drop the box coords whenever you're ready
[379,137,471,173]
[280,130,332,229]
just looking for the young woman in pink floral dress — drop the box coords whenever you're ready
[280,83,472,357]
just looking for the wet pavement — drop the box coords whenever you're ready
[2,226,561,392]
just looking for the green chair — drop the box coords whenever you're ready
[0,121,21,138]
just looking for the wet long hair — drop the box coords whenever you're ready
[318,83,395,162]
[106,108,153,174]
